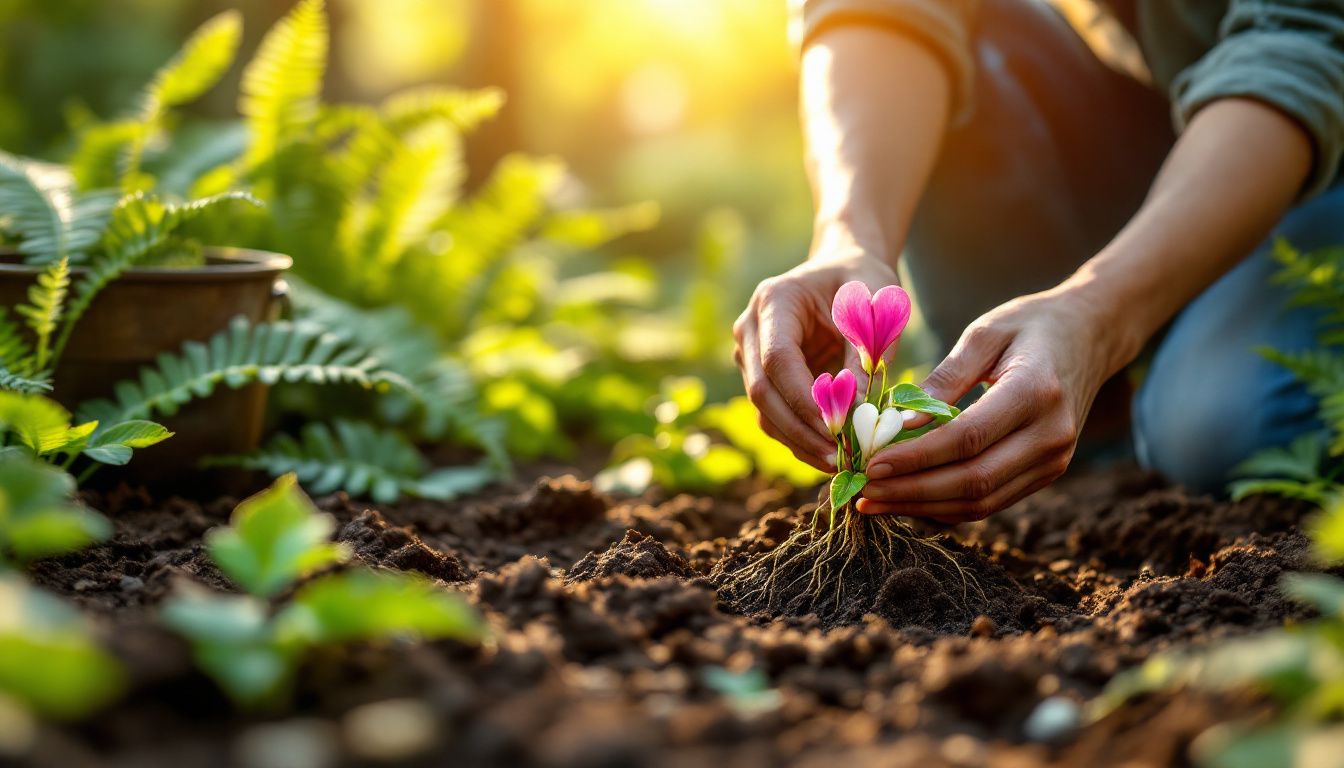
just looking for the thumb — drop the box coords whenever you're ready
[921,325,1008,405]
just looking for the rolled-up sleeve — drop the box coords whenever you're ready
[1171,1,1344,198]
[790,0,979,124]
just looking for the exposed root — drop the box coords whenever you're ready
[714,491,987,626]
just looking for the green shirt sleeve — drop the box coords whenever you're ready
[792,0,980,124]
[1170,0,1344,198]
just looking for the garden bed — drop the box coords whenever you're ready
[22,464,1315,768]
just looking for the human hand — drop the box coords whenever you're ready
[856,288,1127,522]
[734,251,901,471]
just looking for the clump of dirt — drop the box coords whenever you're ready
[337,509,470,582]
[567,530,694,582]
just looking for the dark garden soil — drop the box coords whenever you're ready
[16,464,1326,768]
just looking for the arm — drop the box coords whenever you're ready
[734,25,951,470]
[859,98,1313,520]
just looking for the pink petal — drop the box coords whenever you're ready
[831,282,876,363]
[811,372,834,419]
[869,285,912,361]
[832,368,857,413]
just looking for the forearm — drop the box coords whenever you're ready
[1063,98,1314,372]
[801,26,951,265]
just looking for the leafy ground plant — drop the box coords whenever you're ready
[715,282,977,622]
[161,474,486,709]
[1230,240,1344,503]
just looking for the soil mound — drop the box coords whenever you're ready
[567,530,695,582]
[338,509,470,582]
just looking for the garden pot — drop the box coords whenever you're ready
[0,248,292,487]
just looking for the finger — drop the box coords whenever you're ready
[740,320,837,463]
[757,300,834,439]
[857,463,1061,521]
[866,371,1036,478]
[920,324,1011,405]
[757,411,835,472]
[861,427,1061,503]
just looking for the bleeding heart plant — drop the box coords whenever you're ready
[813,281,959,513]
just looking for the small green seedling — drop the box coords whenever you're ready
[0,575,125,720]
[163,474,486,709]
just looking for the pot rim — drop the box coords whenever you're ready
[0,246,292,281]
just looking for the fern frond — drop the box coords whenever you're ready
[141,11,243,118]
[238,0,327,169]
[78,316,413,427]
[380,86,505,134]
[15,258,69,373]
[347,122,462,292]
[207,419,494,503]
[51,191,260,364]
[0,367,52,394]
[288,281,510,469]
[123,10,243,187]
[0,152,118,264]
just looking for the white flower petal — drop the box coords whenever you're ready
[873,408,902,449]
[852,402,879,461]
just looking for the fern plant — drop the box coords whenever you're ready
[1231,241,1344,501]
[77,316,410,426]
[207,419,493,504]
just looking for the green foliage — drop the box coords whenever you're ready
[1233,242,1344,501]
[830,470,867,511]
[0,391,170,476]
[0,453,110,565]
[275,569,486,645]
[163,474,484,709]
[238,0,327,170]
[209,420,494,504]
[0,151,116,265]
[78,316,410,427]
[0,576,125,719]
[204,474,348,597]
[1230,433,1339,504]
[599,376,750,494]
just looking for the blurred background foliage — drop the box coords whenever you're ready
[0,0,936,491]
[0,0,809,289]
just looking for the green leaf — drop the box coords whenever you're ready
[0,391,75,455]
[276,570,486,646]
[82,420,173,466]
[380,85,505,134]
[204,474,349,597]
[1313,498,1344,565]
[0,576,125,719]
[0,455,111,564]
[1282,572,1344,616]
[887,382,957,423]
[830,470,867,510]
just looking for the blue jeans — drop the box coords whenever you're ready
[903,0,1339,494]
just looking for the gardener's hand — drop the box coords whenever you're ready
[734,252,900,471]
[857,288,1123,523]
